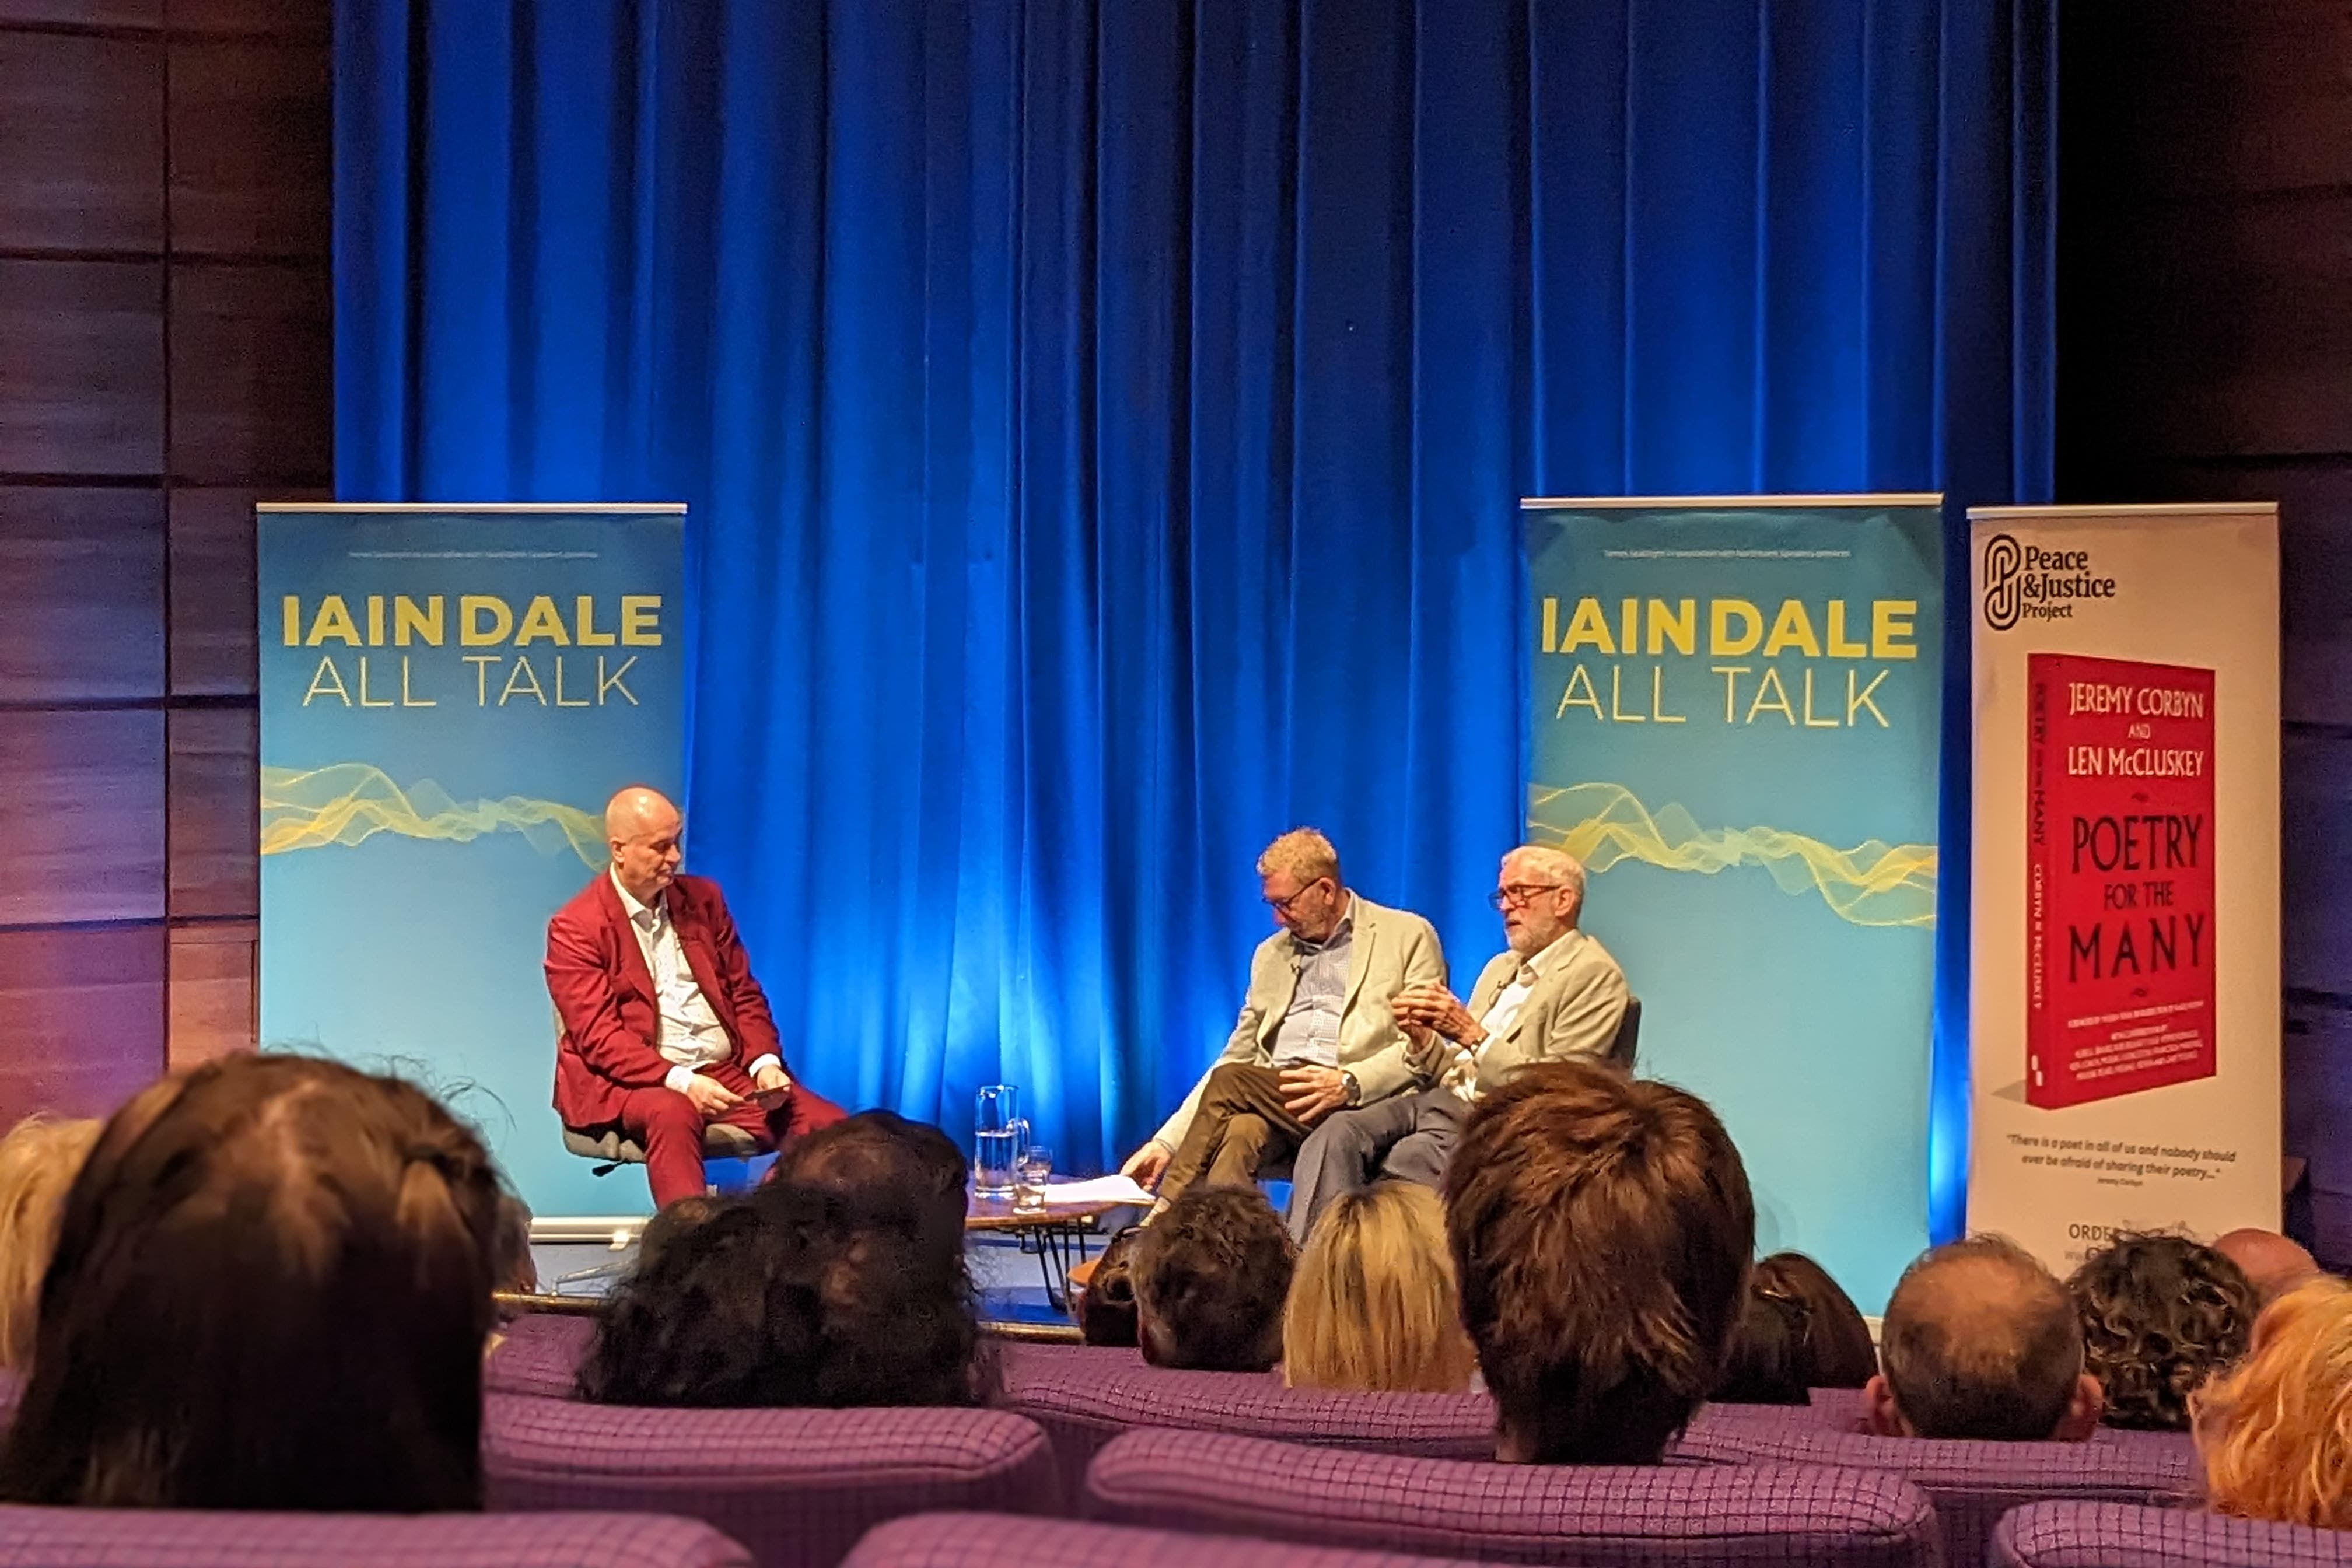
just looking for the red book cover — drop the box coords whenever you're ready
[2026,653,2217,1110]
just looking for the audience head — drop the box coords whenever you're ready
[1444,1058,1754,1464]
[1868,1235,2102,1441]
[1284,1181,1476,1392]
[2067,1231,2257,1431]
[770,1110,969,1250]
[1132,1185,1295,1371]
[1714,1251,1878,1404]
[1077,1225,1143,1348]
[1257,827,1346,943]
[0,1115,101,1370]
[604,785,683,903]
[1495,844,1588,954]
[582,1177,986,1409]
[491,1191,537,1297]
[636,1192,722,1274]
[2214,1227,2322,1305]
[2193,1276,2352,1529]
[0,1055,505,1511]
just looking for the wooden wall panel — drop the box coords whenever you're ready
[166,0,326,39]
[0,487,163,703]
[168,486,257,695]
[0,260,164,477]
[0,925,163,1128]
[0,1,159,27]
[0,709,164,926]
[0,31,163,254]
[166,705,255,918]
[166,262,331,485]
[169,37,328,260]
[2070,196,2352,461]
[2068,5,2352,205]
[167,919,253,1068]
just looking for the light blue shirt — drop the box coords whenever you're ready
[1269,897,1355,1069]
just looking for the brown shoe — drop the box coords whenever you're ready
[1068,1255,1102,1292]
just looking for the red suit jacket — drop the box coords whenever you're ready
[544,872,790,1130]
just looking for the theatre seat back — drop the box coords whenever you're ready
[1083,1428,1940,1567]
[992,1343,1493,1495]
[482,1394,1060,1568]
[1672,1418,2199,1568]
[0,1504,749,1567]
[487,1311,598,1398]
[1995,1499,2352,1567]
[844,1513,1493,1568]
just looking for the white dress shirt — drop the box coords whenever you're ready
[1443,928,1577,1102]
[610,868,782,1095]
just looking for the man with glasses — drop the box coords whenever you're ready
[1117,827,1445,1223]
[1286,844,1627,1242]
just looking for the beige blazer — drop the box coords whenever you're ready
[1152,894,1446,1151]
[1415,928,1628,1101]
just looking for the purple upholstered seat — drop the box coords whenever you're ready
[845,1513,1492,1568]
[482,1394,1061,1568]
[487,1312,599,1398]
[993,1343,1494,1496]
[1994,1499,2352,1567]
[1083,1428,1940,1567]
[1671,1416,2198,1567]
[0,1505,749,1567]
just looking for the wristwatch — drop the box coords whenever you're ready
[1340,1071,1362,1107]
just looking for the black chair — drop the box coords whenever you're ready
[560,1121,765,1181]
[1606,994,1643,1069]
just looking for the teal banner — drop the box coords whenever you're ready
[1524,497,1944,1311]
[258,505,685,1218]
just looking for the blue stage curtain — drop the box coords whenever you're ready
[335,0,2052,1227]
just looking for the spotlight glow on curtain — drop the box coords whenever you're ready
[335,0,2052,1233]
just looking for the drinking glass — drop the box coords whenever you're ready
[1014,1143,1052,1212]
[974,1086,1021,1196]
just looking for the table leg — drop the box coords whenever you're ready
[1023,1221,1094,1312]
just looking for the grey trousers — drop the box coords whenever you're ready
[1284,1087,1468,1244]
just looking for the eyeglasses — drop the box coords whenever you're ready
[1487,882,1567,910]
[1264,879,1330,915]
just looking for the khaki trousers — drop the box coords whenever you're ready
[1156,1060,1314,1206]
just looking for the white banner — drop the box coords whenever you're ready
[1968,504,2280,1270]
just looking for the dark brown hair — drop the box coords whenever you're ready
[1079,1225,1144,1348]
[1880,1235,2082,1439]
[0,1056,503,1511]
[1715,1252,1879,1404]
[583,1163,988,1408]
[2069,1231,2257,1430]
[1444,1058,1754,1464]
[1132,1185,1294,1371]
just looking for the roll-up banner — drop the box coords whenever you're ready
[1967,504,2280,1268]
[258,504,687,1219]
[1523,496,1944,1311]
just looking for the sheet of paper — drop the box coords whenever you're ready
[1038,1174,1156,1206]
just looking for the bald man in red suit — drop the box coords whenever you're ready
[546,786,846,1205]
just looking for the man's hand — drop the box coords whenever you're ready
[1120,1139,1172,1189]
[680,1073,745,1121]
[1279,1065,1350,1124]
[1402,1019,1449,1075]
[1394,982,1485,1046]
[751,1061,791,1095]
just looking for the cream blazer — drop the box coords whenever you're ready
[1412,928,1629,1100]
[1152,895,1446,1151]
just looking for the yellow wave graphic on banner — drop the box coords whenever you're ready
[261,764,604,867]
[1530,782,1936,928]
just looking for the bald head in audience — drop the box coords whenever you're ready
[2214,1228,2320,1304]
[1867,1236,2103,1441]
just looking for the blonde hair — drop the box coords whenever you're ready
[2193,1276,2352,1528]
[0,1115,102,1369]
[1257,828,1340,889]
[1283,1182,1476,1392]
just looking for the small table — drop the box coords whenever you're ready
[965,1180,1138,1311]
